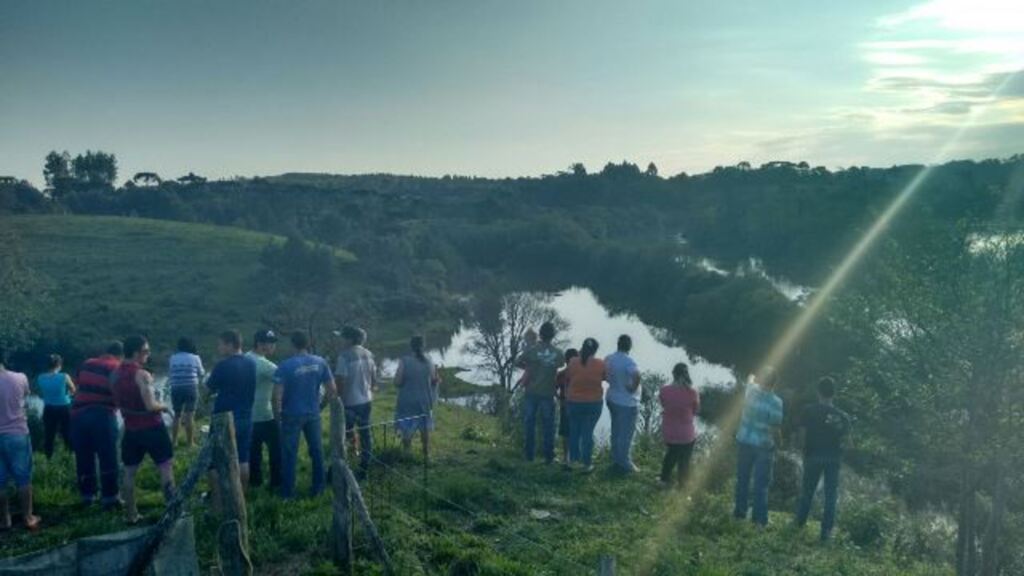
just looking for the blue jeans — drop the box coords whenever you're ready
[734,442,774,526]
[345,402,372,472]
[0,433,33,488]
[607,401,638,471]
[795,456,841,540]
[70,407,119,504]
[522,395,555,463]
[280,414,325,498]
[567,401,602,466]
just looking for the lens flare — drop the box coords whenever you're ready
[633,70,1021,575]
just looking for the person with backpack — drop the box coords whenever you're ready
[794,376,851,541]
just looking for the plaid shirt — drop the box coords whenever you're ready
[735,385,784,449]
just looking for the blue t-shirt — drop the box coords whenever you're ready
[206,354,257,421]
[38,372,72,406]
[604,352,640,407]
[274,353,333,417]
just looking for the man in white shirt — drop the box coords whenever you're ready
[605,334,641,473]
[335,326,377,475]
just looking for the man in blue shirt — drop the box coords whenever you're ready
[206,330,257,487]
[733,367,784,527]
[274,331,336,498]
[604,334,641,473]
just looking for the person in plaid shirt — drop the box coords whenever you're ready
[733,367,783,527]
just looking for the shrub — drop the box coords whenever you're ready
[843,500,896,548]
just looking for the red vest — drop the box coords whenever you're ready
[112,361,162,431]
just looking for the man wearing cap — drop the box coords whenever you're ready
[246,329,280,490]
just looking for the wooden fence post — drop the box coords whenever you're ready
[329,398,354,575]
[598,555,616,576]
[210,412,252,576]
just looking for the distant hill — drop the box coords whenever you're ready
[4,214,355,363]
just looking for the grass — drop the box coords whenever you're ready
[4,214,355,363]
[2,386,951,576]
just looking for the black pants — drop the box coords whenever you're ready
[660,442,695,486]
[250,419,281,489]
[43,404,72,458]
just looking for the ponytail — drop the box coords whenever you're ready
[411,335,427,363]
[580,338,599,366]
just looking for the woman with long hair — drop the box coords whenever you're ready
[565,338,605,473]
[659,362,700,488]
[394,335,440,459]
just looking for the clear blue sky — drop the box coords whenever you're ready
[1,0,1021,185]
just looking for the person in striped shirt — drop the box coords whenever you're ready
[168,337,205,447]
[733,367,784,528]
[70,341,124,508]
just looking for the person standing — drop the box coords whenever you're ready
[555,348,578,466]
[70,341,123,508]
[206,330,257,487]
[274,331,336,499]
[515,322,564,464]
[393,336,439,460]
[733,368,784,528]
[0,347,41,531]
[335,326,377,476]
[168,337,205,447]
[605,334,641,474]
[36,354,75,458]
[795,376,851,541]
[659,363,700,488]
[246,329,280,490]
[566,338,605,473]
[112,336,174,524]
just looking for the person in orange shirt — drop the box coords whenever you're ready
[565,338,605,472]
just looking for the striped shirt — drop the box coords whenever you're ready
[168,352,205,389]
[72,355,120,414]
[735,385,783,449]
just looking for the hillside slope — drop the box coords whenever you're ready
[5,214,354,360]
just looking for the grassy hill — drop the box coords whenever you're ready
[4,214,354,362]
[0,388,951,575]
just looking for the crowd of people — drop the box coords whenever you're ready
[0,326,440,530]
[517,321,851,542]
[0,320,849,543]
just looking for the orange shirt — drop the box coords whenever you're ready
[566,357,605,403]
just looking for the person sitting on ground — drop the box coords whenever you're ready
[335,326,377,477]
[566,338,605,473]
[794,376,851,542]
[36,353,75,459]
[71,341,124,508]
[659,362,700,488]
[273,331,336,499]
[168,337,205,447]
[605,334,641,474]
[515,322,564,464]
[394,335,440,460]
[246,329,280,491]
[206,330,257,488]
[733,367,783,528]
[0,347,41,531]
[112,335,174,524]
[555,348,579,466]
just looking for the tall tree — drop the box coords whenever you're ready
[43,150,72,195]
[71,150,117,187]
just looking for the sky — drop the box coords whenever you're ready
[1,0,1022,186]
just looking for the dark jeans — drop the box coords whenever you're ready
[567,401,602,466]
[734,442,774,526]
[345,402,373,472]
[280,414,324,498]
[795,456,841,540]
[660,442,695,486]
[70,407,119,504]
[43,404,72,458]
[522,395,555,463]
[250,419,281,489]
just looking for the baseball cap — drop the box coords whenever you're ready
[254,329,278,345]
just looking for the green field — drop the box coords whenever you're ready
[4,214,355,361]
[0,387,950,575]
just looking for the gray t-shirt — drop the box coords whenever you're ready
[335,346,375,407]
[518,343,565,397]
